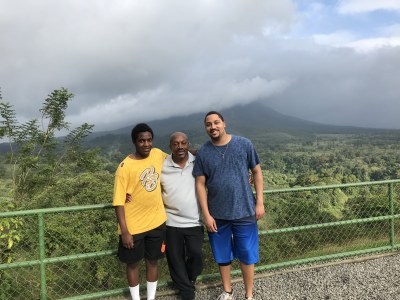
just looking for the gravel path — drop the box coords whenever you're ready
[156,252,400,300]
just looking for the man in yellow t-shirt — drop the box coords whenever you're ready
[113,123,168,300]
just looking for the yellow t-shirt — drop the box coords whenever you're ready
[113,148,168,234]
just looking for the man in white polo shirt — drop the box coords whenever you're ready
[161,132,204,300]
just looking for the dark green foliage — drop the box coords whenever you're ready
[30,171,113,208]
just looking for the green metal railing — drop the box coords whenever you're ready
[1,179,399,299]
[255,180,400,271]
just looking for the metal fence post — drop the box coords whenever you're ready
[388,183,395,250]
[38,212,48,300]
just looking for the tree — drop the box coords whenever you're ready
[0,88,97,206]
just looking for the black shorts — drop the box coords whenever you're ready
[117,222,166,264]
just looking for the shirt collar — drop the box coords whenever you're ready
[166,152,195,168]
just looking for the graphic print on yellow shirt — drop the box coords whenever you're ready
[140,166,159,192]
[113,148,167,235]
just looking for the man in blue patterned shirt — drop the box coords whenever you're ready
[193,111,265,300]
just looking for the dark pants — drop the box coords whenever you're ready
[166,226,204,300]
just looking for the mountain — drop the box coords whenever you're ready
[1,102,395,155]
[98,102,347,136]
[86,102,381,153]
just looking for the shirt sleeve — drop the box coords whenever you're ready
[113,167,127,206]
[247,140,260,169]
[192,153,205,177]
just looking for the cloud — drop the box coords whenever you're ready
[337,0,400,14]
[313,31,356,47]
[345,37,400,53]
[263,43,400,129]
[0,0,296,129]
[68,77,291,129]
[313,30,400,53]
[1,0,400,131]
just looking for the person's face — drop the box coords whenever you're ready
[134,131,153,158]
[170,134,189,159]
[205,114,226,140]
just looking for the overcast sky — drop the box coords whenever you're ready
[1,0,400,131]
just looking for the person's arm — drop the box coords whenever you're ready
[195,175,217,232]
[114,205,134,249]
[188,148,197,156]
[251,164,265,220]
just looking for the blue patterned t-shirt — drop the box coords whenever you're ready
[192,135,260,220]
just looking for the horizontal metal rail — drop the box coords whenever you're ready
[0,250,117,271]
[260,214,400,235]
[263,179,400,194]
[0,203,113,218]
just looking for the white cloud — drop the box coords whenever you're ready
[313,31,355,47]
[338,0,400,14]
[345,37,400,53]
[313,31,400,53]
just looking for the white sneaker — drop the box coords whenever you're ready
[217,291,234,300]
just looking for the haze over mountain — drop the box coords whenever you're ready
[1,102,397,156]
[88,102,390,153]
[97,102,374,135]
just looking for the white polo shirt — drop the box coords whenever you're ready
[161,152,202,227]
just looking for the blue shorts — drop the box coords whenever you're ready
[208,215,259,265]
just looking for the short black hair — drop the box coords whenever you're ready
[204,111,224,123]
[131,123,154,143]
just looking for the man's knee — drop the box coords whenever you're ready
[145,258,158,267]
[127,262,140,270]
[189,247,203,259]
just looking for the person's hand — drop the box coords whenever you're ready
[204,215,217,232]
[188,147,197,156]
[255,202,265,221]
[126,193,132,203]
[248,170,254,185]
[121,231,134,249]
